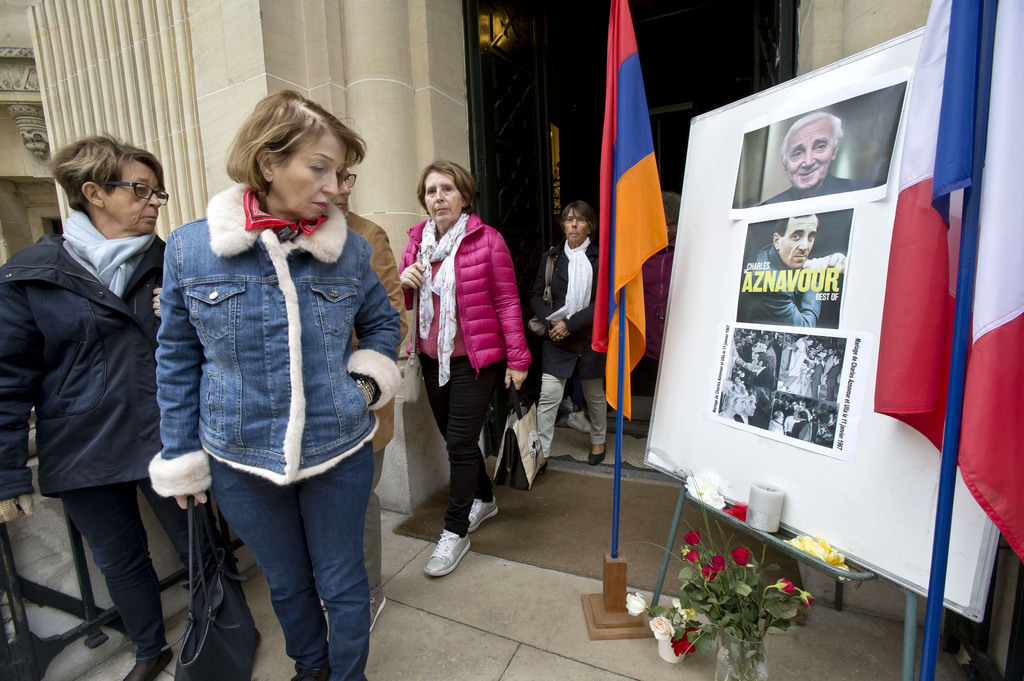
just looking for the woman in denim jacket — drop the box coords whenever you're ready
[149,91,401,681]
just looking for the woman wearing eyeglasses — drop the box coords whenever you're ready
[149,90,401,681]
[0,135,189,681]
[530,200,607,468]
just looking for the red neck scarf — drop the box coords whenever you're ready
[242,188,328,240]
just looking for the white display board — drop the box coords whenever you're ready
[645,29,998,620]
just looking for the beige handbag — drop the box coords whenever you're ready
[493,386,542,491]
[404,290,425,404]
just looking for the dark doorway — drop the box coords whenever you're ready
[464,0,796,444]
[549,0,794,215]
[466,0,796,279]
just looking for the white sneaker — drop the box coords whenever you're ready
[467,498,498,533]
[423,530,470,577]
[567,411,591,433]
[369,592,386,633]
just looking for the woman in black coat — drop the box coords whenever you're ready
[531,200,608,466]
[0,136,189,681]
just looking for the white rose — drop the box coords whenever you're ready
[701,489,727,510]
[626,592,648,616]
[686,474,727,510]
[671,598,681,610]
[650,615,675,641]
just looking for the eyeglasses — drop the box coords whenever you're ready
[564,217,589,226]
[342,173,357,188]
[105,181,169,205]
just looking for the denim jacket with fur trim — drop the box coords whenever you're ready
[149,184,402,496]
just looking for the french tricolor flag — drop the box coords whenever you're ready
[876,0,1024,560]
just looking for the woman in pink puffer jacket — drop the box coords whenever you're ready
[400,160,530,578]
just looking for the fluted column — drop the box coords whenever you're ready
[29,0,206,236]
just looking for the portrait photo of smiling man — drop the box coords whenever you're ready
[730,78,908,214]
[762,112,868,204]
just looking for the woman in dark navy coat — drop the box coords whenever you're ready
[0,136,187,681]
[530,200,608,467]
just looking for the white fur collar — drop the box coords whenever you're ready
[206,183,349,262]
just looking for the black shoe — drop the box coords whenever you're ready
[537,459,548,475]
[291,665,331,681]
[588,448,606,466]
[123,649,172,681]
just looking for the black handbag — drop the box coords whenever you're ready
[492,386,543,490]
[174,498,258,681]
[527,253,556,336]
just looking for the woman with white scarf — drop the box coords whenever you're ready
[0,136,192,681]
[399,160,530,578]
[531,201,607,468]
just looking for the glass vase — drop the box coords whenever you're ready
[714,630,768,681]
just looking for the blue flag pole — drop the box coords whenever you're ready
[611,298,626,559]
[919,1,997,678]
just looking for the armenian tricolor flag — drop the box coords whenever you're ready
[593,0,668,418]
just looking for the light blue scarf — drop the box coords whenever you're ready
[62,211,156,297]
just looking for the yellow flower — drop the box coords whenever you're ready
[787,535,850,571]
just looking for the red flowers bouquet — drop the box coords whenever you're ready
[674,523,812,653]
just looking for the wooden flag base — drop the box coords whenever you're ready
[581,552,652,640]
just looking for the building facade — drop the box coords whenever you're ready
[5,2,1022,679]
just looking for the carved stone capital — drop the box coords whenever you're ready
[7,103,49,160]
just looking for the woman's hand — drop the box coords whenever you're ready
[0,494,33,523]
[400,262,427,290]
[549,320,569,341]
[505,368,527,390]
[152,287,161,318]
[174,490,208,510]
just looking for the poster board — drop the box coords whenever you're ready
[645,29,998,620]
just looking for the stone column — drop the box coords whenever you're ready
[29,0,206,235]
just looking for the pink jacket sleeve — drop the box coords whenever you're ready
[488,232,531,371]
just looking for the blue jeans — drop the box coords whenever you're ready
[59,479,192,662]
[209,445,373,681]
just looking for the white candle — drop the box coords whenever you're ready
[747,483,784,532]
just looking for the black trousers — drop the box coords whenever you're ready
[420,354,504,537]
[59,479,191,661]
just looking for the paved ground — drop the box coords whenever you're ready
[40,499,964,681]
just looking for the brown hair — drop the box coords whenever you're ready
[661,190,681,226]
[49,135,164,212]
[559,200,598,245]
[226,90,366,193]
[416,160,476,213]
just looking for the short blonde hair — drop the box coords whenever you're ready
[50,135,164,212]
[416,160,476,213]
[226,90,366,193]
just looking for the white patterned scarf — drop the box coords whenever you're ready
[563,237,592,319]
[417,213,469,385]
[63,211,156,297]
